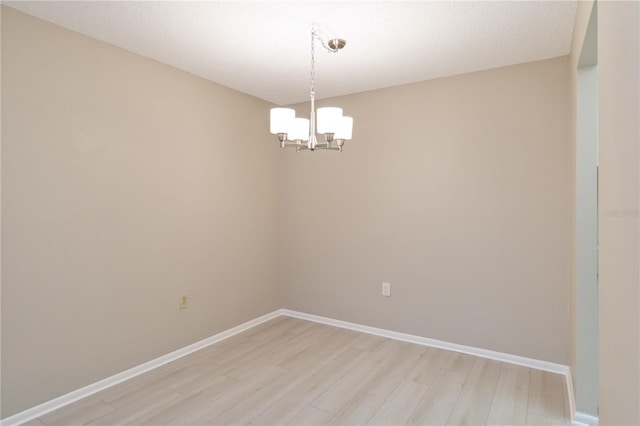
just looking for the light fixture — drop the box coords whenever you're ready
[270,25,353,152]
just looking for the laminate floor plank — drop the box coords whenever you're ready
[405,346,451,386]
[349,333,388,352]
[286,406,334,425]
[407,370,468,425]
[311,339,408,414]
[527,370,567,421]
[94,363,191,406]
[445,358,502,425]
[307,328,360,361]
[213,330,304,378]
[486,363,530,425]
[275,325,341,371]
[327,392,384,425]
[443,351,477,375]
[360,341,427,399]
[168,368,236,395]
[527,412,568,425]
[32,317,571,426]
[168,364,287,425]
[87,387,182,425]
[223,328,326,380]
[198,333,277,366]
[250,348,368,425]
[367,380,429,425]
[287,317,321,335]
[105,364,209,409]
[208,356,334,425]
[140,375,239,425]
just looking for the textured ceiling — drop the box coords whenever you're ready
[6,1,577,105]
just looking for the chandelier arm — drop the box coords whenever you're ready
[316,145,342,151]
[282,141,305,148]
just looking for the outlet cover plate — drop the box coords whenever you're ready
[382,282,391,297]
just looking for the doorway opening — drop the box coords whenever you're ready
[575,0,599,418]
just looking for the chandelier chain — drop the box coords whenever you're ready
[310,28,316,100]
[310,26,338,101]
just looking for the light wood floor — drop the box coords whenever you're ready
[26,316,572,425]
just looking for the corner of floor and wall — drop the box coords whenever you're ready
[2,1,638,425]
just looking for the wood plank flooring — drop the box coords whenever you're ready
[32,316,572,425]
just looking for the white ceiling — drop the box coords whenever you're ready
[6,1,577,105]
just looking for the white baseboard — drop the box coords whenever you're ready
[0,309,282,426]
[573,411,599,426]
[565,370,578,422]
[3,308,584,426]
[564,371,599,426]
[281,309,570,375]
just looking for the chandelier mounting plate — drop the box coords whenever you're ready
[328,38,346,51]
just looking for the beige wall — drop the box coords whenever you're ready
[282,57,571,364]
[597,1,640,424]
[1,7,281,417]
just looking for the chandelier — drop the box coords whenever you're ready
[269,25,353,152]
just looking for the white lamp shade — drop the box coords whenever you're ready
[289,118,310,141]
[270,108,295,134]
[316,107,343,134]
[335,116,353,140]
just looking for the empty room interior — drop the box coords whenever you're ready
[1,1,638,426]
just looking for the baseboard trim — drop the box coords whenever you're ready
[0,309,282,426]
[281,309,570,375]
[565,369,578,423]
[573,411,599,426]
[564,371,599,426]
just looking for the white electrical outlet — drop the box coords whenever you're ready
[382,282,391,297]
